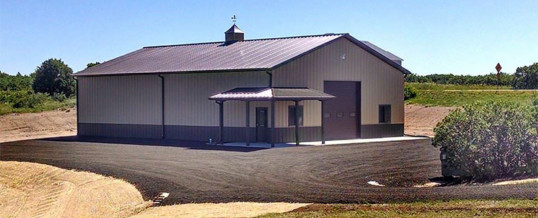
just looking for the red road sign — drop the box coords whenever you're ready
[496,63,502,81]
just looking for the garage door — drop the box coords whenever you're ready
[323,81,360,140]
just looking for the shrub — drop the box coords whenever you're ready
[433,101,538,180]
[0,91,50,108]
[404,85,417,100]
[52,93,67,102]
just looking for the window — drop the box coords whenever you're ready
[288,105,304,126]
[379,105,391,123]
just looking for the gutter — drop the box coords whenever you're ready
[75,77,79,137]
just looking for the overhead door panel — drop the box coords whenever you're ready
[323,81,360,140]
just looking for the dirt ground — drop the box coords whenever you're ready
[0,105,450,143]
[0,161,149,218]
[0,161,309,218]
[0,109,76,143]
[404,104,455,137]
[134,202,309,218]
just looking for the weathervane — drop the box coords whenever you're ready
[231,15,237,24]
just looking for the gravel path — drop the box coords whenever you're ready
[1,137,537,204]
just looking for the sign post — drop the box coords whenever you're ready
[495,63,502,91]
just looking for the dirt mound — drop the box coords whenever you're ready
[405,104,455,137]
[0,161,149,218]
[0,109,76,143]
[133,202,309,218]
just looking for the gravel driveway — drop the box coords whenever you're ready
[1,137,536,204]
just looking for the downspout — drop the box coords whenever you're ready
[265,70,273,88]
[75,77,79,137]
[266,70,273,144]
[158,74,165,139]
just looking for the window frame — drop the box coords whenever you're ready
[288,105,304,126]
[379,104,391,124]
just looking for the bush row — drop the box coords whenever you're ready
[0,91,51,108]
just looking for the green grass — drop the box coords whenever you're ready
[406,90,538,107]
[408,82,512,91]
[0,97,76,115]
[260,199,538,218]
[405,83,538,107]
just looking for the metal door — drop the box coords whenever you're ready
[256,107,268,142]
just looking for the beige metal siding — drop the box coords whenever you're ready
[164,71,270,127]
[272,37,404,127]
[78,75,162,125]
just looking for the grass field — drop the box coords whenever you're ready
[261,199,538,218]
[408,83,512,91]
[406,83,538,107]
[0,97,75,115]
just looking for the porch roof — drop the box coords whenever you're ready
[209,87,335,101]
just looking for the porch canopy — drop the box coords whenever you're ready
[209,87,334,147]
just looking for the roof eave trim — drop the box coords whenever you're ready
[74,68,272,77]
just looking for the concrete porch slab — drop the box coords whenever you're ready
[221,136,427,148]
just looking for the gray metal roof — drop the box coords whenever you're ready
[209,87,335,101]
[225,24,244,34]
[75,33,410,77]
[361,41,403,61]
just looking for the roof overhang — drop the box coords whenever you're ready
[209,87,335,101]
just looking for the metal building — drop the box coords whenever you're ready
[75,24,411,146]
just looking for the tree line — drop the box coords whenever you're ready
[405,62,538,89]
[1,59,82,110]
[1,59,76,96]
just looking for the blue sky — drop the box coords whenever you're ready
[1,0,537,75]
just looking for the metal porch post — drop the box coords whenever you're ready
[245,101,250,146]
[218,101,224,144]
[320,100,325,144]
[270,100,275,147]
[295,100,300,146]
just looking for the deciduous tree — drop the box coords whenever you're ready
[32,59,75,97]
[512,63,538,89]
